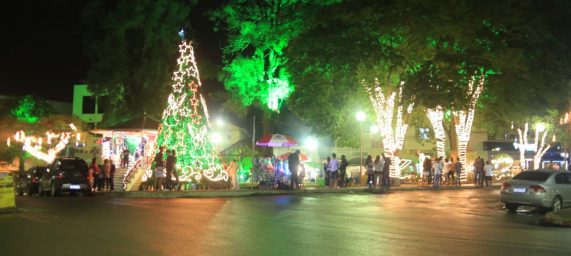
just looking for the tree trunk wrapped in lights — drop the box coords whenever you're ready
[364,79,414,178]
[155,40,227,182]
[453,75,485,181]
[533,128,550,170]
[516,123,529,169]
[516,123,551,170]
[426,106,446,159]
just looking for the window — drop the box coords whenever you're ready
[82,96,96,114]
[555,173,570,184]
[513,171,551,182]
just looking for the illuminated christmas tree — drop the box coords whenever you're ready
[155,39,227,182]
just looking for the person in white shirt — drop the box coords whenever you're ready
[484,160,494,188]
[433,157,443,188]
[328,153,339,188]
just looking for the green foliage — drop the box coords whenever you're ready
[81,0,195,124]
[288,0,571,144]
[211,0,338,113]
[10,95,52,124]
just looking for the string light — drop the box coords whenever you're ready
[533,127,550,170]
[10,123,81,163]
[364,79,414,178]
[426,106,446,159]
[454,75,485,181]
[516,123,529,169]
[155,40,228,182]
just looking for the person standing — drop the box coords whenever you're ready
[373,155,384,188]
[227,159,240,190]
[433,157,443,188]
[382,154,391,187]
[479,158,486,188]
[454,157,462,186]
[154,146,165,191]
[88,158,99,192]
[102,159,111,191]
[443,158,450,185]
[109,159,116,191]
[165,150,174,190]
[484,160,494,188]
[324,157,331,187]
[121,148,130,168]
[288,150,301,190]
[423,157,432,185]
[339,155,349,188]
[365,155,374,190]
[328,153,339,188]
[473,156,483,187]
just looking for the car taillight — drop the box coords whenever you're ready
[56,172,64,179]
[501,182,511,190]
[529,185,546,193]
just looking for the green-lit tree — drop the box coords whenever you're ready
[155,39,227,182]
[210,0,339,139]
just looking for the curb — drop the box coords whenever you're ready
[98,184,501,199]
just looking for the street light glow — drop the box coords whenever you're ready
[356,111,366,122]
[535,123,546,132]
[211,132,222,144]
[304,137,318,151]
[370,125,379,134]
[215,118,225,127]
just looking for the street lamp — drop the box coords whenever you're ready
[356,111,366,184]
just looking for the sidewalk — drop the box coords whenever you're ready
[100,182,501,199]
[544,209,571,227]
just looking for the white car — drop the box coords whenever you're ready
[500,170,571,212]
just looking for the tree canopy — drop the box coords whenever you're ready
[81,0,195,124]
[287,0,571,144]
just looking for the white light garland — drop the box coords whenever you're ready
[11,124,81,163]
[364,79,414,178]
[454,75,484,181]
[426,106,446,159]
[533,127,550,170]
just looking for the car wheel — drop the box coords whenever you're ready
[50,183,59,197]
[552,196,563,212]
[505,203,519,212]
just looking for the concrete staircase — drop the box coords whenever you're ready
[112,166,129,192]
[122,159,148,192]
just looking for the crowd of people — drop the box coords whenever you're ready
[152,146,179,191]
[88,157,116,192]
[420,156,497,189]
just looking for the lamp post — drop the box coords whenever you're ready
[356,111,366,183]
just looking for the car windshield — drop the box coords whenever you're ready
[512,171,551,181]
[33,168,47,177]
[61,161,87,172]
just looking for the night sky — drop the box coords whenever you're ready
[0,0,222,102]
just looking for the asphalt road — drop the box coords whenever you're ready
[1,189,570,256]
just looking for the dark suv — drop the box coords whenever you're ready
[15,166,47,195]
[39,157,91,196]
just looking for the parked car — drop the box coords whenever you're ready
[39,157,91,196]
[15,166,47,195]
[500,170,571,212]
